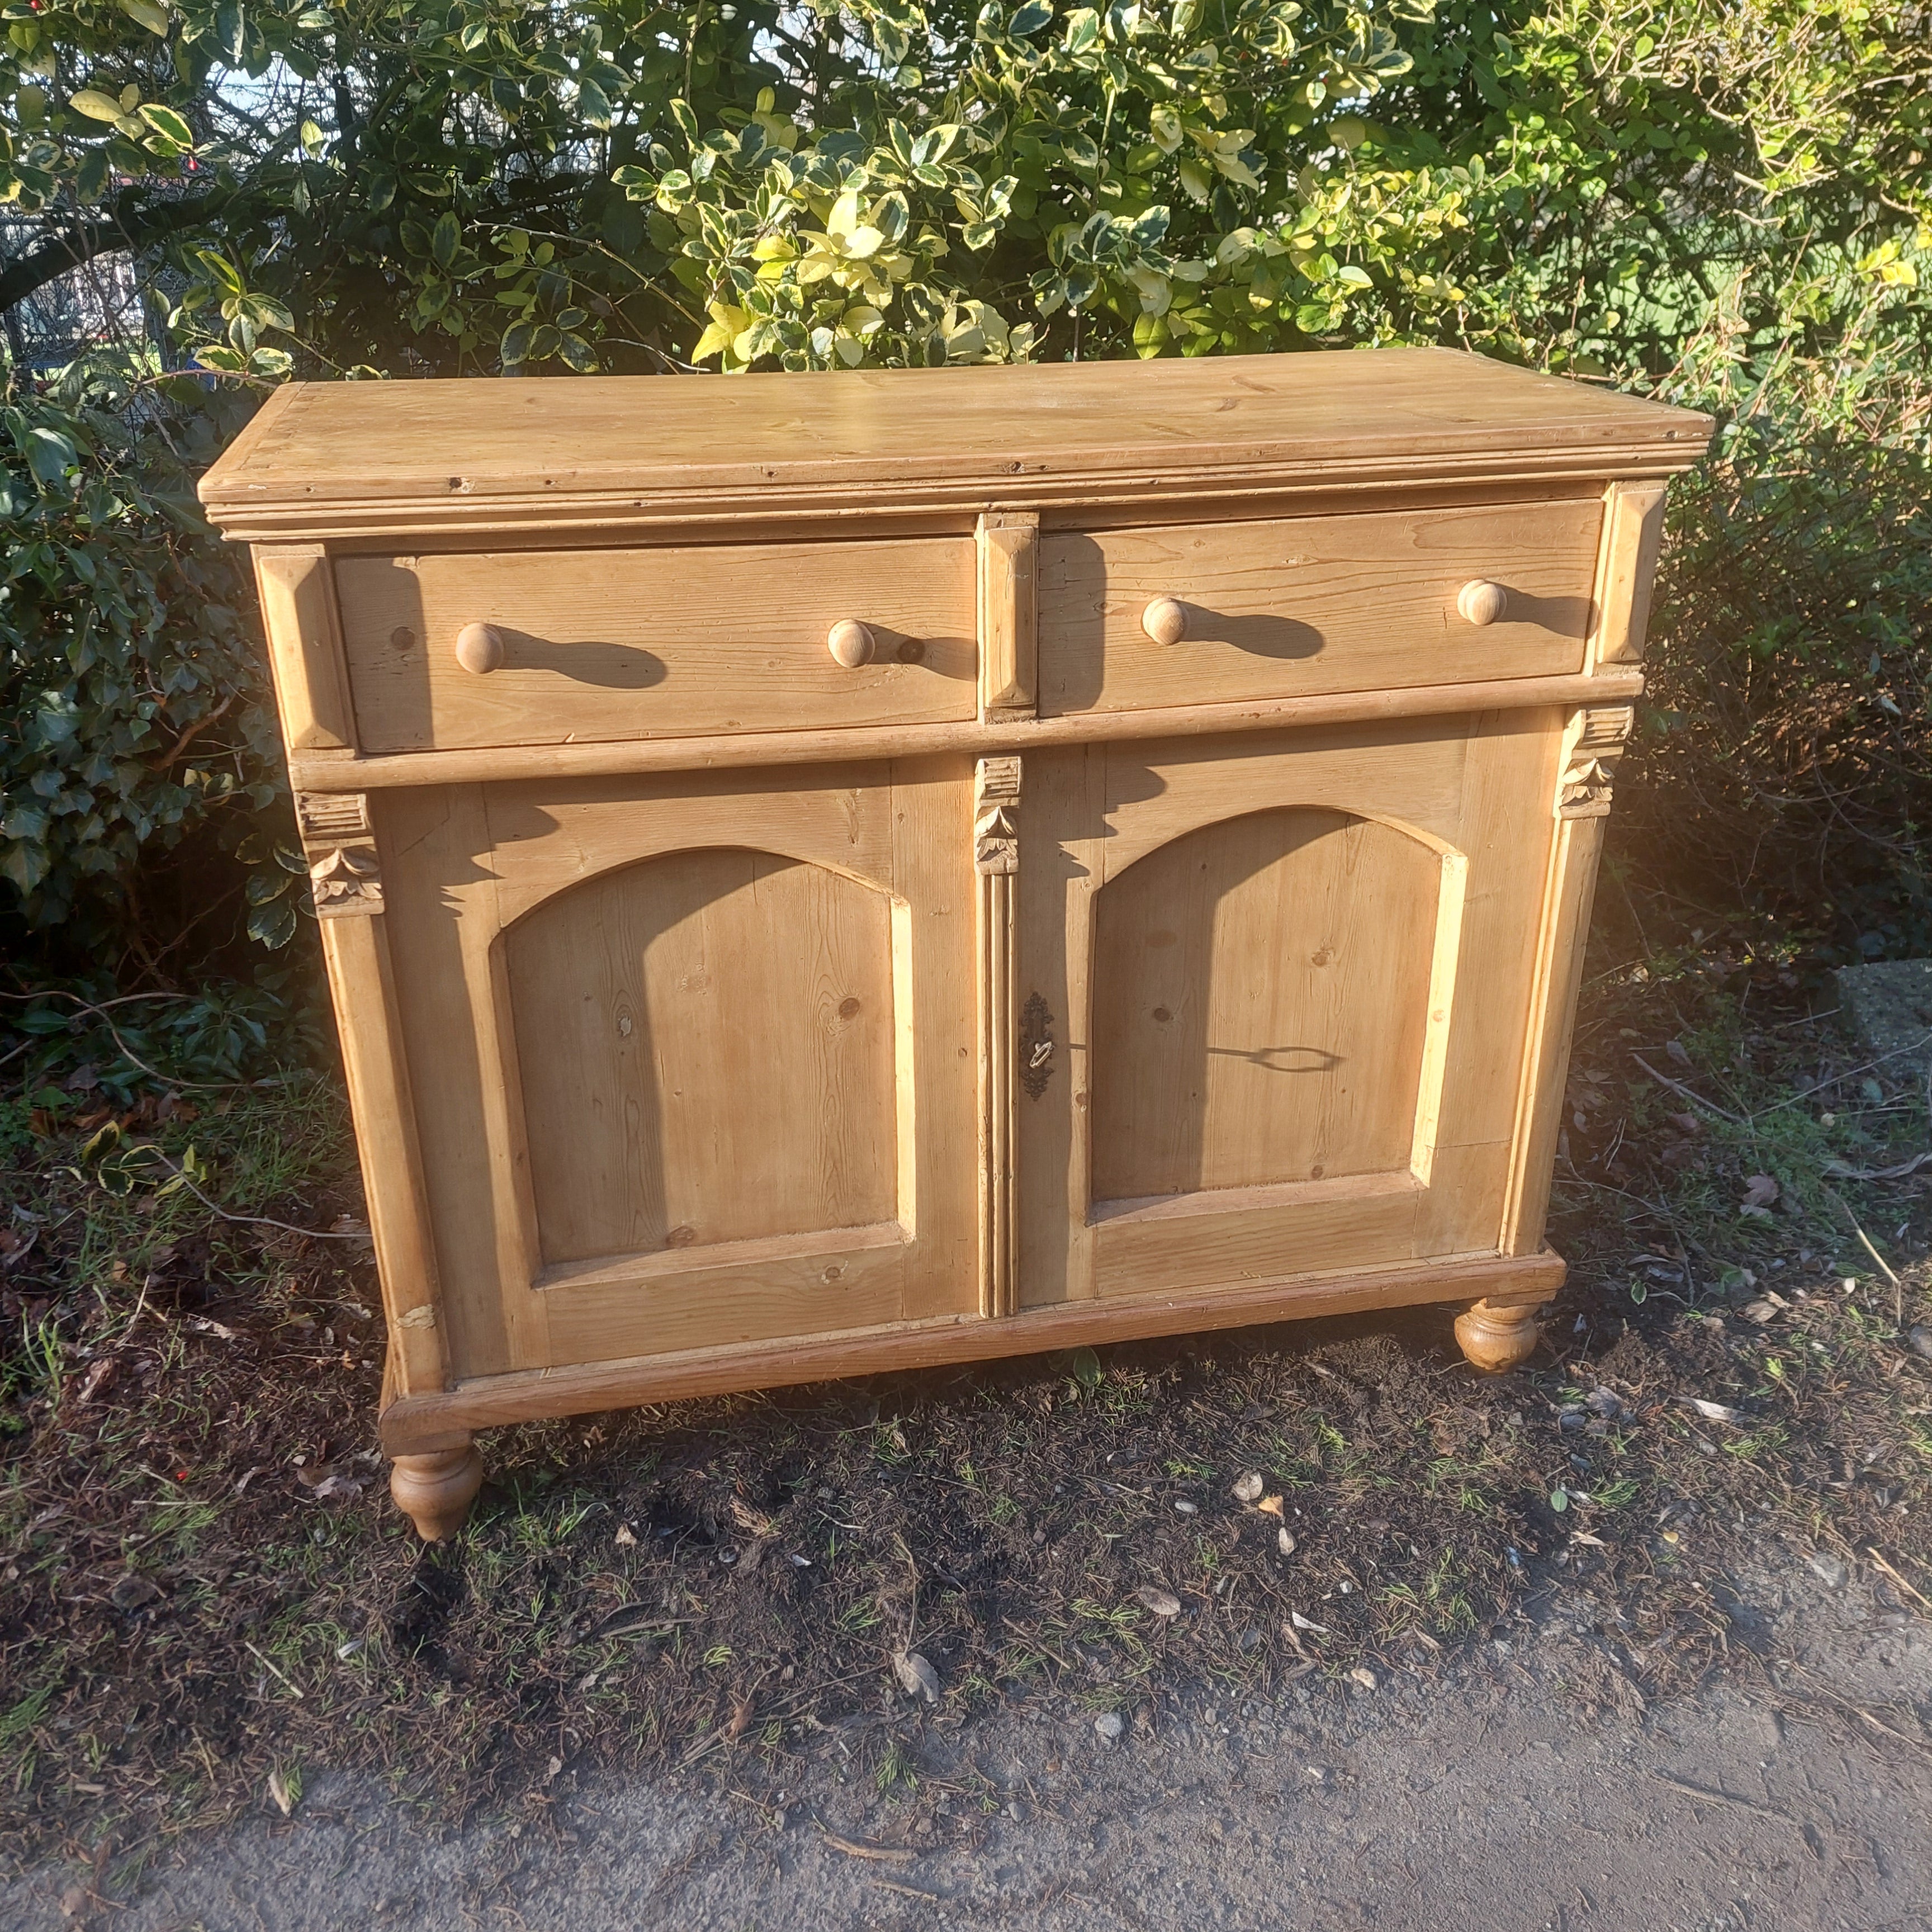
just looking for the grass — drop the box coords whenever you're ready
[1,936,1930,1877]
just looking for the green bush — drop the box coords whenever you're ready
[1,0,1928,981]
[1,363,291,963]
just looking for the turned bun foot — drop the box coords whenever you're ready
[1454,1299,1542,1373]
[390,1444,485,1540]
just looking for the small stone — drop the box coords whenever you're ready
[1173,1498,1199,1516]
[1834,960,1932,1078]
[109,1572,161,1611]
[1348,1666,1377,1692]
[1232,1471,1265,1503]
[1094,1711,1125,1742]
[1277,1527,1297,1556]
[1807,1552,1849,1589]
[1909,1326,1932,1361]
[1135,1585,1182,1618]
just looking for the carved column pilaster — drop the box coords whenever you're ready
[975,756,1022,1318]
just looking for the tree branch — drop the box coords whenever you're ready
[0,187,231,317]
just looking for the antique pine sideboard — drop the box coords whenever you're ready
[201,352,1711,1538]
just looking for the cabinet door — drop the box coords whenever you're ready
[1016,714,1559,1307]
[378,758,978,1379]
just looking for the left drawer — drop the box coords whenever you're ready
[333,536,978,753]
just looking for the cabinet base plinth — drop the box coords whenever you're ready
[382,1249,1563,1454]
[1453,1298,1542,1374]
[390,1443,485,1540]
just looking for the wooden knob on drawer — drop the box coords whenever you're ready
[826,619,877,669]
[1141,596,1188,646]
[1456,580,1509,627]
[454,622,506,674]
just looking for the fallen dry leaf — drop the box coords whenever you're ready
[1257,1494,1285,1518]
[1134,1585,1182,1618]
[893,1650,940,1702]
[1683,1396,1744,1424]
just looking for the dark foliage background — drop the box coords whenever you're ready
[1,0,1927,1051]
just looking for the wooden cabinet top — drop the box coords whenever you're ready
[200,349,1712,542]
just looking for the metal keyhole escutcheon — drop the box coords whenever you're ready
[1020,993,1056,1100]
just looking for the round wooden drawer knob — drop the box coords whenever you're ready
[454,622,505,674]
[1141,596,1188,646]
[1456,580,1509,627]
[827,619,877,669]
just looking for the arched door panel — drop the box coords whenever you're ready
[1091,807,1442,1207]
[506,847,898,1269]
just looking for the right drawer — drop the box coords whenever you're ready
[1036,498,1603,717]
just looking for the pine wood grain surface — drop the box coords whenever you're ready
[219,353,1714,1533]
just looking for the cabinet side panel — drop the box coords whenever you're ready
[378,784,543,1380]
[1410,709,1565,1257]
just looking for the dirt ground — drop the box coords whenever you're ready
[7,1551,1930,1931]
[7,924,1932,1927]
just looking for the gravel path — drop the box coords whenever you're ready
[10,1558,1930,1931]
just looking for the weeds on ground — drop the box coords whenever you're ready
[2,949,1930,1877]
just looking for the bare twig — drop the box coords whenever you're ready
[1867,1550,1932,1616]
[1630,1053,1744,1125]
[243,1641,306,1699]
[1750,1030,1932,1120]
[0,989,247,1093]
[821,1830,920,1863]
[138,1146,369,1244]
[1650,1772,1783,1818]
[149,693,236,771]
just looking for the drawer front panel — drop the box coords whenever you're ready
[336,537,978,753]
[1037,499,1602,717]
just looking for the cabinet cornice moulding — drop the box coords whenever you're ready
[200,351,1711,543]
